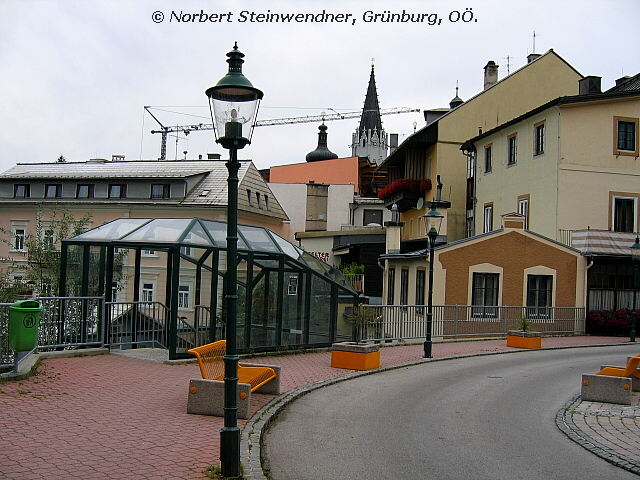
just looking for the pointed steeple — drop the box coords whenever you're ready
[358,63,383,134]
[306,123,338,162]
[449,81,464,109]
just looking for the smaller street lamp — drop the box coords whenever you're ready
[422,176,450,358]
[205,42,263,479]
[630,235,640,343]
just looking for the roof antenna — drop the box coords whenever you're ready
[532,30,537,54]
[503,55,511,75]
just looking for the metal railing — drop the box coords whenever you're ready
[106,301,169,349]
[357,305,586,342]
[342,273,365,293]
[1,296,105,372]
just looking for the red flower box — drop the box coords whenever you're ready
[378,178,432,201]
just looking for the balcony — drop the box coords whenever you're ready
[378,178,432,212]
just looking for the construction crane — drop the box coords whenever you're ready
[146,106,420,160]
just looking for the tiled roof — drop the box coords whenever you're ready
[0,160,214,179]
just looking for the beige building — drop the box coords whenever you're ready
[379,50,583,246]
[468,75,640,241]
[0,157,290,300]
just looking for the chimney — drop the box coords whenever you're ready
[389,134,399,154]
[526,53,541,64]
[483,61,499,90]
[207,153,221,160]
[578,76,602,95]
[384,204,403,254]
[615,75,631,86]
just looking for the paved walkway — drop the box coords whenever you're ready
[0,336,636,479]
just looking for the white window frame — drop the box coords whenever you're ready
[141,281,155,303]
[11,224,27,252]
[483,205,493,233]
[611,195,637,233]
[142,248,157,257]
[178,283,191,310]
[518,198,529,229]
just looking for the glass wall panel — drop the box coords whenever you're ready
[281,269,304,347]
[250,268,277,348]
[309,274,332,344]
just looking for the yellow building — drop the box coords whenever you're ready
[379,50,582,245]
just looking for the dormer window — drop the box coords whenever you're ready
[247,189,252,205]
[76,184,95,198]
[109,184,127,199]
[265,194,269,210]
[45,184,62,198]
[151,183,170,199]
[14,184,30,198]
[256,192,262,208]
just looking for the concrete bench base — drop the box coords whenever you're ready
[187,363,281,419]
[581,374,633,405]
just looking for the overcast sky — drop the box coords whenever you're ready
[0,0,638,174]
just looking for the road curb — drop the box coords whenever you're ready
[555,394,640,475]
[240,341,633,480]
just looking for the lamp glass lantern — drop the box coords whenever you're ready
[206,42,263,148]
[424,204,444,241]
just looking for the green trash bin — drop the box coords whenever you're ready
[8,300,41,352]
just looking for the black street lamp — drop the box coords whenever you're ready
[630,235,640,343]
[205,42,263,478]
[422,176,450,358]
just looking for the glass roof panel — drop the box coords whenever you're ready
[200,220,248,250]
[72,218,150,241]
[125,218,192,243]
[271,233,303,260]
[301,252,330,275]
[183,221,213,247]
[238,225,278,253]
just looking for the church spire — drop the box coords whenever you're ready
[358,61,383,134]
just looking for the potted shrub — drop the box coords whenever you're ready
[331,306,381,370]
[506,317,542,349]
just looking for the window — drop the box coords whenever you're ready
[12,227,26,251]
[614,117,638,155]
[526,275,552,317]
[180,245,191,256]
[178,284,191,310]
[472,273,499,317]
[141,282,154,303]
[76,184,95,198]
[42,227,55,248]
[142,248,156,256]
[108,184,127,199]
[363,209,383,226]
[612,196,636,233]
[151,183,170,199]
[14,184,30,198]
[256,192,262,208]
[507,134,517,165]
[518,196,529,229]
[400,269,409,310]
[265,195,270,210]
[483,204,493,233]
[246,189,252,205]
[415,269,426,314]
[484,145,492,173]
[387,267,395,305]
[45,184,62,198]
[534,122,545,156]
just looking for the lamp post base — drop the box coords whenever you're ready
[220,427,241,478]
[423,340,432,358]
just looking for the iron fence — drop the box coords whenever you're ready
[106,301,169,349]
[1,296,105,372]
[357,305,586,342]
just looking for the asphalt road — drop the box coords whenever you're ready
[263,345,640,480]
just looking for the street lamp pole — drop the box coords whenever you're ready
[422,176,450,358]
[205,42,263,478]
[630,235,640,343]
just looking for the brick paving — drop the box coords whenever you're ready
[0,336,633,479]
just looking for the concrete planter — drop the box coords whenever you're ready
[330,342,381,371]
[506,330,542,349]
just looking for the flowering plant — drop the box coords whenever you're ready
[377,178,432,201]
[586,309,637,336]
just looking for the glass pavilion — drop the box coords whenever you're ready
[60,218,358,359]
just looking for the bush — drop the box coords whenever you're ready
[586,309,638,336]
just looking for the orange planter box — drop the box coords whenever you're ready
[331,350,381,371]
[507,334,541,349]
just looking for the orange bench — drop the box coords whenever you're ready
[581,354,640,405]
[186,340,280,419]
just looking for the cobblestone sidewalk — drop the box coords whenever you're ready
[556,393,640,475]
